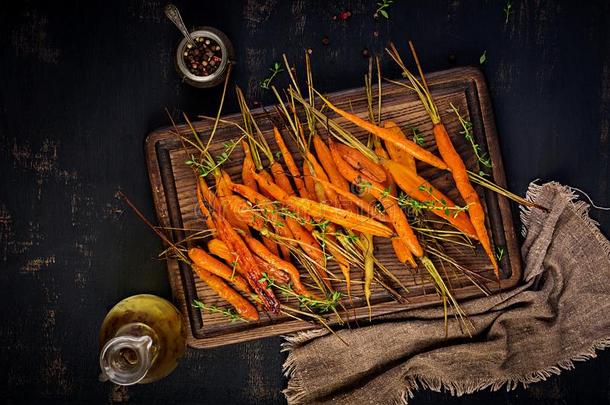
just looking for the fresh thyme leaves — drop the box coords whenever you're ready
[411,127,425,146]
[504,0,513,26]
[185,138,239,177]
[375,0,393,19]
[495,245,506,262]
[192,299,245,322]
[449,103,492,170]
[479,50,487,65]
[259,273,342,313]
[260,62,284,90]
[398,189,470,218]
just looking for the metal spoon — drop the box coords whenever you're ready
[164,4,196,48]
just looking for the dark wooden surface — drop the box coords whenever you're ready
[0,0,608,403]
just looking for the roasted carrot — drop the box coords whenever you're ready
[270,160,295,196]
[433,123,497,274]
[383,121,416,173]
[284,217,330,289]
[272,126,310,199]
[302,160,321,202]
[226,181,294,260]
[373,141,396,195]
[196,179,216,231]
[315,91,448,170]
[312,135,356,211]
[312,177,389,223]
[191,266,259,321]
[395,41,499,276]
[335,143,387,183]
[382,159,478,239]
[220,196,251,234]
[188,247,251,294]
[207,238,288,284]
[241,140,259,192]
[252,170,393,237]
[241,234,316,298]
[330,142,420,264]
[305,152,342,208]
[216,170,234,198]
[314,231,352,298]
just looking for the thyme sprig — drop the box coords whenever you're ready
[449,103,492,174]
[185,139,239,177]
[260,273,342,313]
[504,0,513,26]
[260,62,284,90]
[192,299,246,323]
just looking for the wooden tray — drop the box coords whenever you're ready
[145,67,522,349]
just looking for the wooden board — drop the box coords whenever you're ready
[145,67,522,349]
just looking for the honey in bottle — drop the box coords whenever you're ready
[99,294,186,385]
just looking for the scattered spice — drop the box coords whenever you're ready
[183,36,223,77]
[361,48,370,58]
[373,30,379,38]
[338,10,352,21]
[321,36,330,46]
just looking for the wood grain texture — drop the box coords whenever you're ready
[146,67,522,348]
[1,0,609,403]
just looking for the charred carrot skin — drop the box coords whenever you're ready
[381,159,478,240]
[302,161,319,201]
[188,247,252,294]
[270,161,295,196]
[241,234,316,298]
[316,92,448,170]
[433,123,499,276]
[192,266,259,321]
[206,239,289,284]
[284,217,331,289]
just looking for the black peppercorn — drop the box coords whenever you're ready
[183,36,223,77]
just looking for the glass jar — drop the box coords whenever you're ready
[99,294,186,385]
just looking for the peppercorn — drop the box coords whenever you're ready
[183,36,223,77]
[362,48,370,58]
[321,36,330,46]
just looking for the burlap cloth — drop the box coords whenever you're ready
[282,182,610,404]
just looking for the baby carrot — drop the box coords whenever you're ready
[330,142,422,262]
[312,135,356,211]
[242,234,316,298]
[335,143,387,183]
[383,121,417,173]
[382,159,478,239]
[241,140,259,192]
[272,127,310,199]
[207,239,288,284]
[271,161,295,196]
[305,151,341,208]
[315,91,448,170]
[284,217,330,289]
[302,161,322,202]
[188,247,251,294]
[191,266,259,321]
[433,123,498,275]
[251,169,394,237]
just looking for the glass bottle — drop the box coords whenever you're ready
[99,294,186,385]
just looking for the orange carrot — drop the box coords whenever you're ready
[191,266,259,321]
[330,142,421,263]
[316,91,448,170]
[382,158,478,239]
[271,161,295,196]
[242,234,316,298]
[312,135,356,211]
[335,143,387,183]
[188,247,251,294]
[272,127,310,199]
[206,238,287,283]
[251,170,394,238]
[305,152,342,208]
[196,179,216,231]
[312,177,389,223]
[284,217,330,289]
[241,140,259,192]
[383,121,416,173]
[302,160,324,202]
[433,123,498,275]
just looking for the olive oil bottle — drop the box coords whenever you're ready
[99,294,186,385]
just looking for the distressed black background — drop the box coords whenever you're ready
[1,0,609,403]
